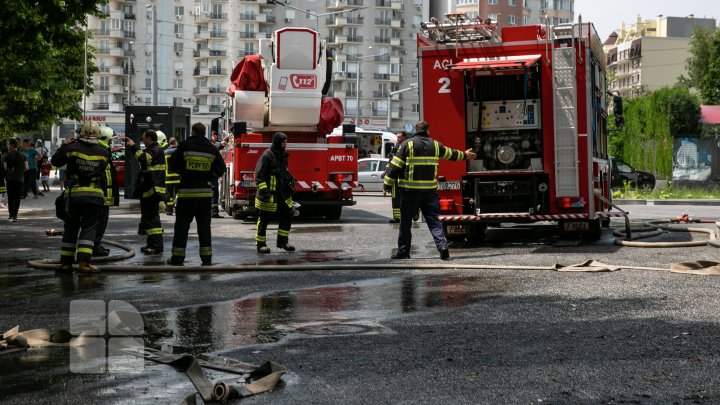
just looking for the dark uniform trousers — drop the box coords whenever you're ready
[94,206,109,250]
[165,182,177,213]
[255,196,292,247]
[6,180,22,218]
[171,197,212,264]
[140,194,164,250]
[61,203,101,265]
[398,189,447,255]
[211,177,220,216]
[390,182,401,220]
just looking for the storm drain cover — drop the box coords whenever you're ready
[295,323,375,335]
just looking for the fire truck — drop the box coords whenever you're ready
[222,27,357,220]
[417,15,623,240]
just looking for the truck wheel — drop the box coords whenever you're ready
[583,219,602,241]
[325,206,342,220]
[470,223,488,243]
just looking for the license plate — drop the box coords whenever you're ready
[562,221,589,231]
[446,225,469,235]
[438,181,461,190]
[240,181,256,188]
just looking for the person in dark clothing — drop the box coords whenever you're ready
[3,139,28,222]
[384,121,476,260]
[254,132,296,254]
[127,130,166,254]
[93,127,119,257]
[21,139,42,199]
[51,121,110,274]
[210,131,226,218]
[164,137,180,215]
[167,122,226,266]
[383,131,406,223]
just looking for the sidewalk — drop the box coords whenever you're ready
[3,186,139,217]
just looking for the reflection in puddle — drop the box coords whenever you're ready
[145,275,501,355]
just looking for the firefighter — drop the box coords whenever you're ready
[382,131,406,223]
[383,121,476,260]
[164,137,179,215]
[254,132,296,254]
[93,127,119,257]
[166,123,226,266]
[126,130,166,255]
[51,121,110,273]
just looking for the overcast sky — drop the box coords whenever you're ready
[575,0,720,40]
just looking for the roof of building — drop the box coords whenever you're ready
[701,105,720,124]
[604,32,618,46]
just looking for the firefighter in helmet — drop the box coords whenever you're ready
[126,130,166,255]
[51,121,110,274]
[383,121,476,260]
[167,122,226,266]
[254,132,297,254]
[164,136,180,215]
[93,126,119,257]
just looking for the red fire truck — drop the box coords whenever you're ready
[222,28,357,220]
[417,15,623,240]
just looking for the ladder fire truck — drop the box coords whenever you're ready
[417,15,623,240]
[222,27,357,220]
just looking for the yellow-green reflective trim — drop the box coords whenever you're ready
[278,229,290,237]
[146,228,164,235]
[77,247,93,255]
[177,192,212,198]
[406,157,439,165]
[148,165,166,171]
[61,251,75,257]
[67,151,107,161]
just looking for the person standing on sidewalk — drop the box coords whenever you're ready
[20,139,42,199]
[164,137,180,215]
[127,130,166,255]
[3,139,27,222]
[51,121,110,274]
[92,127,119,257]
[383,121,476,260]
[167,122,226,266]
[254,132,297,254]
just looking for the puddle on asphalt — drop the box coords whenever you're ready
[143,274,505,355]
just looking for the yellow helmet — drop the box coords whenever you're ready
[98,127,115,144]
[156,130,168,147]
[81,121,100,137]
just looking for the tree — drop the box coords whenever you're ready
[0,0,104,138]
[682,26,720,104]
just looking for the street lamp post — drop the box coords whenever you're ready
[352,52,386,125]
[387,84,418,130]
[127,41,133,107]
[268,0,366,31]
[147,4,158,105]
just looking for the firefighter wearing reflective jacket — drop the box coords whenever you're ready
[51,121,110,274]
[93,127,119,257]
[254,132,296,254]
[164,137,180,215]
[166,123,226,266]
[383,121,476,261]
[383,131,406,223]
[127,130,166,255]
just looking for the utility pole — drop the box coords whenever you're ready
[149,4,158,105]
[386,84,418,130]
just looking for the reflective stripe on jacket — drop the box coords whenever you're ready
[383,131,465,190]
[164,148,181,185]
[129,142,166,199]
[51,138,110,206]
[254,148,293,212]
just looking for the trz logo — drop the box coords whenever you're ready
[290,74,317,89]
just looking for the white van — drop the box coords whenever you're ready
[331,126,398,159]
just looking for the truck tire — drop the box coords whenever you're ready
[325,206,342,220]
[583,219,602,241]
[470,223,488,243]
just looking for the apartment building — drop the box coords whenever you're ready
[605,15,716,98]
[454,0,572,27]
[69,0,425,136]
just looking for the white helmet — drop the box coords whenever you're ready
[98,127,115,144]
[81,121,100,137]
[156,130,168,147]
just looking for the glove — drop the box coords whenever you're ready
[158,201,166,214]
[258,188,271,202]
[383,183,393,193]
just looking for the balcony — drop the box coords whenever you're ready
[123,31,135,39]
[96,29,110,36]
[374,36,390,44]
[375,18,391,25]
[109,66,124,75]
[110,29,125,38]
[375,54,390,62]
[124,13,135,20]
[195,31,210,40]
[94,103,109,110]
[97,48,110,55]
[373,73,390,80]
[239,13,257,21]
[347,16,363,24]
[209,87,224,93]
[209,104,222,112]
[239,32,256,39]
[348,0,364,5]
[347,36,363,43]
[193,105,210,114]
[373,91,389,98]
[95,85,110,92]
[209,68,227,75]
[238,50,256,57]
[346,90,357,97]
[390,38,403,47]
[259,15,275,24]
[193,86,207,95]
[98,66,110,73]
[376,0,391,6]
[210,31,227,39]
[110,48,124,57]
[209,50,227,57]
[124,49,135,57]
[391,18,403,28]
[209,13,227,20]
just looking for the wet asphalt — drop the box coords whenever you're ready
[2,189,720,404]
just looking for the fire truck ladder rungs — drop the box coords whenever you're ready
[419,15,501,44]
[552,25,580,198]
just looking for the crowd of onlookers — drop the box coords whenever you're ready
[1,137,56,220]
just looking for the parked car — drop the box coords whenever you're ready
[609,157,655,192]
[357,157,389,192]
[111,146,125,187]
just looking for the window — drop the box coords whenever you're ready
[173,79,183,89]
[412,67,418,77]
[174,62,184,71]
[174,43,183,53]
[391,63,400,75]
[306,10,316,19]
[508,15,515,25]
[144,78,151,89]
[358,160,377,172]
[285,10,296,19]
[173,97,183,106]
[488,13,498,21]
[174,6,184,16]
[488,0,497,4]
[174,24,183,35]
[411,103,420,113]
[508,0,515,5]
